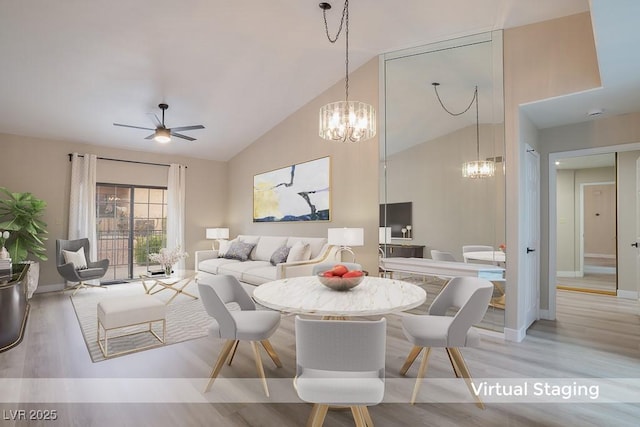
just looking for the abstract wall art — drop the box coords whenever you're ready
[253,156,331,222]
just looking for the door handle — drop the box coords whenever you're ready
[526,247,535,253]
[632,242,639,248]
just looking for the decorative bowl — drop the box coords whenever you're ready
[317,272,365,291]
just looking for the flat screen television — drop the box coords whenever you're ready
[379,202,412,238]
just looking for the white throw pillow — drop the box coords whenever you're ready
[218,239,232,257]
[287,241,310,262]
[62,248,88,270]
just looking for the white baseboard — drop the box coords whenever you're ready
[539,309,555,320]
[584,265,616,275]
[584,253,616,259]
[617,289,638,300]
[556,271,581,278]
[504,327,526,342]
[476,328,505,341]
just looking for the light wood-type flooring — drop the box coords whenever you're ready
[1,286,639,427]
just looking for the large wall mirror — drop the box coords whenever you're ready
[379,31,506,331]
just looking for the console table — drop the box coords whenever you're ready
[380,244,424,258]
[0,263,30,353]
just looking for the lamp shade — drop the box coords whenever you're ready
[378,227,392,244]
[328,228,364,247]
[206,228,229,240]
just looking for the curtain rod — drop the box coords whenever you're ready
[68,154,186,168]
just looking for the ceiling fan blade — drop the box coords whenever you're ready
[144,133,155,140]
[113,123,155,131]
[147,113,162,127]
[170,132,196,141]
[170,125,205,132]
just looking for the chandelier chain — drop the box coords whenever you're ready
[322,0,350,102]
[433,84,477,116]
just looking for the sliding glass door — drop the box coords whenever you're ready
[96,184,167,282]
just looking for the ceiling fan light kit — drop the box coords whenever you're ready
[113,103,204,143]
[318,1,376,143]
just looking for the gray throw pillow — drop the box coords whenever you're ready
[223,241,256,262]
[270,245,291,266]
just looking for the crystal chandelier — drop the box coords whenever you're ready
[433,83,495,179]
[318,1,376,143]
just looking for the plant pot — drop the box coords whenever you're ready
[23,260,39,298]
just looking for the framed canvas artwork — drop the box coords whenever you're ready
[253,156,331,222]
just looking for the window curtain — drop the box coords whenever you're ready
[68,153,98,283]
[166,164,186,270]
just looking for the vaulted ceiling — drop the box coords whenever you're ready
[0,0,604,161]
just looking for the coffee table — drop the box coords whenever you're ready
[140,270,198,305]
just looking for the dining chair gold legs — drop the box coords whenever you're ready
[305,404,372,427]
[410,347,432,405]
[399,345,423,375]
[401,345,484,408]
[226,340,239,365]
[360,406,374,427]
[261,339,283,367]
[250,341,270,397]
[306,404,329,427]
[204,339,236,392]
[205,339,282,396]
[448,347,484,409]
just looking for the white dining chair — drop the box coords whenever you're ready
[399,276,493,406]
[294,316,387,427]
[198,275,283,396]
[430,249,457,262]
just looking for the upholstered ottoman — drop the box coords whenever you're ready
[97,295,166,358]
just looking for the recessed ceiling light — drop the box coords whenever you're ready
[555,161,560,166]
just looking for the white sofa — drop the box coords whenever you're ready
[195,235,337,286]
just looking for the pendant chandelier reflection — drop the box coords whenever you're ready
[318,1,376,143]
[432,83,495,179]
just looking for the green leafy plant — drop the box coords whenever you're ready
[0,188,48,263]
[134,234,165,265]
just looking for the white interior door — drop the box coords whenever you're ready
[635,158,640,305]
[524,146,540,328]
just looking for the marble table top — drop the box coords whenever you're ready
[253,276,426,317]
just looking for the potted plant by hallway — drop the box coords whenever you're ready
[0,187,48,297]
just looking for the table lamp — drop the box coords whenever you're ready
[205,227,230,250]
[328,227,364,262]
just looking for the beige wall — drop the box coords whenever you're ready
[226,58,380,273]
[504,12,600,328]
[0,133,227,287]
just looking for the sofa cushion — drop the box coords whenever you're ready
[253,236,288,262]
[270,245,291,266]
[286,237,327,259]
[224,241,256,261]
[241,266,279,285]
[218,260,272,282]
[218,239,233,257]
[287,241,310,262]
[198,258,239,275]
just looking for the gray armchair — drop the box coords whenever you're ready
[56,238,109,295]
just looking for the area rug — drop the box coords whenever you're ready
[70,281,211,362]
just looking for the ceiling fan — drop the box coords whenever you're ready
[113,103,204,143]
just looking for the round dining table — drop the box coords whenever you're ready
[253,275,426,318]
